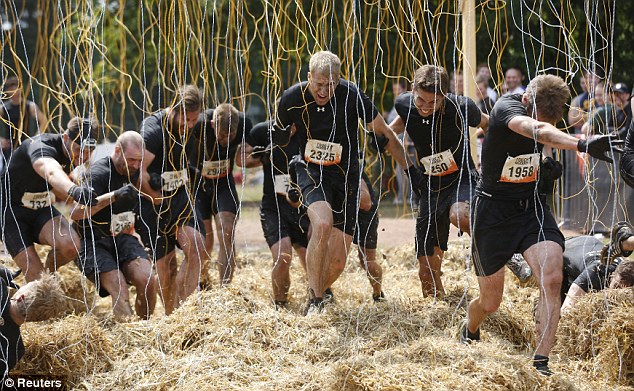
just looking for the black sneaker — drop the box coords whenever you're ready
[372,291,386,302]
[533,355,553,376]
[274,300,287,310]
[506,254,533,282]
[459,322,480,344]
[323,287,335,304]
[601,221,634,264]
[534,364,553,376]
[304,298,324,316]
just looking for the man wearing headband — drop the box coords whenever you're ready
[0,116,99,282]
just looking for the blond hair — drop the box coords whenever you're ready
[214,103,240,135]
[173,84,203,113]
[22,272,67,322]
[309,51,341,77]
[524,74,570,122]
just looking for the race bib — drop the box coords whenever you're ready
[419,150,459,176]
[110,211,135,236]
[162,169,188,192]
[499,153,540,183]
[202,159,230,179]
[21,191,54,210]
[274,174,291,195]
[305,139,342,166]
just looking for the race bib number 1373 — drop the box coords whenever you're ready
[499,153,540,183]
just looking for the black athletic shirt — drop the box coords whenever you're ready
[477,94,543,200]
[568,255,621,293]
[4,133,72,206]
[190,108,253,184]
[276,79,378,174]
[249,120,301,203]
[394,92,481,189]
[75,156,139,239]
[140,110,196,195]
[0,279,24,377]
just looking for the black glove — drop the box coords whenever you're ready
[114,184,138,204]
[288,154,307,184]
[541,157,563,181]
[272,124,292,146]
[148,172,163,191]
[368,132,389,154]
[250,145,271,166]
[577,134,624,163]
[0,266,20,289]
[405,165,426,198]
[68,185,98,206]
[287,185,301,204]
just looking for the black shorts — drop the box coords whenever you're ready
[416,172,476,257]
[1,203,61,257]
[471,194,565,277]
[260,197,309,248]
[196,178,240,219]
[75,234,149,297]
[135,188,204,260]
[297,165,359,236]
[353,202,379,250]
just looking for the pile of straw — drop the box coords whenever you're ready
[4,240,632,390]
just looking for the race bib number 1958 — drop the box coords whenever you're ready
[419,150,459,176]
[21,191,54,210]
[499,153,540,183]
[305,139,342,166]
[162,169,188,192]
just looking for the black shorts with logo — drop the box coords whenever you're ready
[296,164,359,237]
[416,171,476,257]
[1,203,62,257]
[75,233,149,297]
[135,188,204,260]
[260,197,309,248]
[196,177,240,219]
[471,194,565,277]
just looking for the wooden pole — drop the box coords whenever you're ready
[461,0,480,168]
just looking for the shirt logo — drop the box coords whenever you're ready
[421,118,430,125]
[317,107,325,112]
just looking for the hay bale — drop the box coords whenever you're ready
[556,288,634,386]
[13,315,115,383]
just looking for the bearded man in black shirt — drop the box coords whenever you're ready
[71,131,157,320]
[463,74,622,376]
[1,116,99,281]
[389,65,488,297]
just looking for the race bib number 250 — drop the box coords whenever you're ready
[499,153,540,183]
[419,150,458,176]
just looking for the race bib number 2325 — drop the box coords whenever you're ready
[305,139,342,166]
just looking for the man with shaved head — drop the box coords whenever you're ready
[71,131,157,320]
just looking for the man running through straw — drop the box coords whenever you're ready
[464,74,622,376]
[71,131,157,320]
[136,85,206,315]
[1,116,99,281]
[239,119,309,308]
[389,65,488,297]
[273,51,414,314]
[191,103,253,285]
